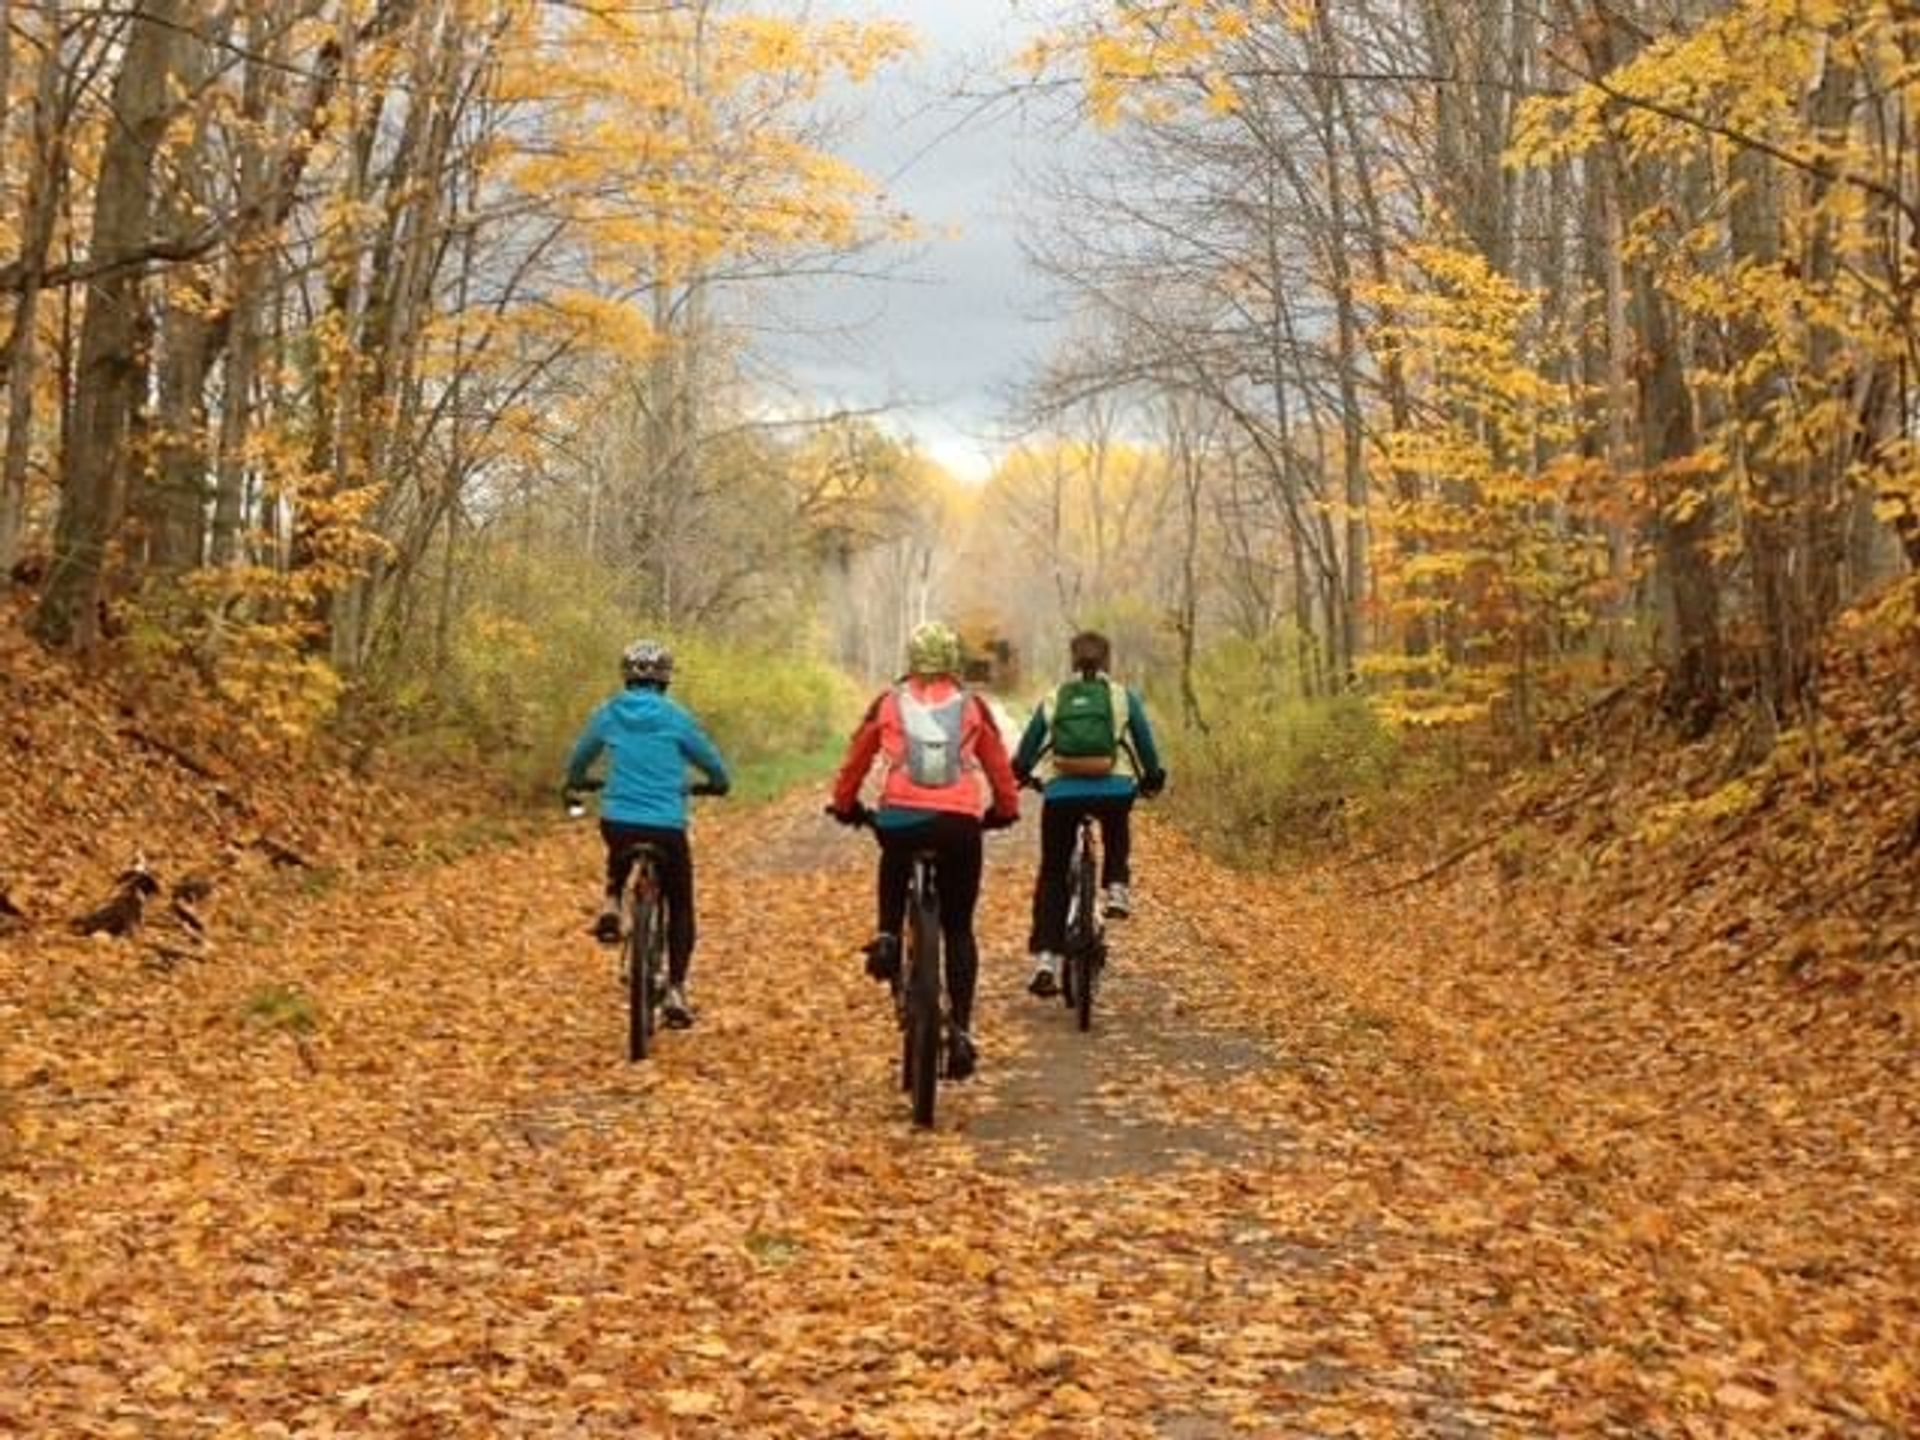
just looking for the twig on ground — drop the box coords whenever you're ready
[72,864,161,936]
[254,835,312,869]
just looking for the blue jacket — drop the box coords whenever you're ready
[566,687,730,830]
[1013,682,1164,802]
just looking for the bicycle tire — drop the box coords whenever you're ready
[898,976,913,1093]
[1061,858,1079,1011]
[1069,830,1099,1029]
[905,883,942,1128]
[628,874,660,1062]
[1060,861,1078,1012]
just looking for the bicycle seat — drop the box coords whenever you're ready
[613,841,668,866]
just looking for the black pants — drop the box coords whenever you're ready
[876,813,983,1033]
[602,822,695,986]
[1029,795,1133,955]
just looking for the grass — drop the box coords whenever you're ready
[297,865,343,897]
[539,737,846,816]
[242,983,318,1035]
[726,736,846,805]
[744,1229,807,1266]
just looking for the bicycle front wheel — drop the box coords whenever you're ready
[905,890,942,1128]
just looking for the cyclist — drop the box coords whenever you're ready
[1013,629,1165,997]
[828,620,1020,1081]
[565,639,730,1029]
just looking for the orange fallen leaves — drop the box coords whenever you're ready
[3,632,1919,1435]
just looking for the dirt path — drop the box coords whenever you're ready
[3,794,1915,1435]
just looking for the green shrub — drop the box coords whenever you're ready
[1160,636,1415,856]
[374,545,857,797]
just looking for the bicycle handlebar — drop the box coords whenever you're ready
[826,801,1018,833]
[565,777,728,817]
[1016,771,1165,799]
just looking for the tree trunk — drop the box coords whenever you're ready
[141,23,220,577]
[211,4,281,568]
[1635,263,1721,736]
[34,0,184,649]
[144,295,217,572]
[1309,81,1367,680]
[1727,144,1801,726]
[0,9,69,572]
[1583,3,1722,734]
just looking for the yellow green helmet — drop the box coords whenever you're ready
[907,620,962,677]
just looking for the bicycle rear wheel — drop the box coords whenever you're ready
[628,880,662,1062]
[904,885,942,1128]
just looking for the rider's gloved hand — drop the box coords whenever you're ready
[693,780,730,798]
[1139,770,1167,799]
[982,807,1018,832]
[826,802,867,828]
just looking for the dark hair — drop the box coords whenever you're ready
[1069,630,1110,678]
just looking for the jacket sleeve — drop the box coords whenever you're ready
[1126,689,1164,777]
[679,710,730,788]
[975,699,1021,817]
[1012,704,1050,777]
[565,704,608,788]
[831,695,884,812]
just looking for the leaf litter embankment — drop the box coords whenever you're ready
[4,782,1916,1435]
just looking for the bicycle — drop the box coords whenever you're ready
[837,804,957,1129]
[566,779,722,1062]
[1020,776,1108,1034]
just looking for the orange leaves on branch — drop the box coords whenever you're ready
[1038,1,1292,125]
[1510,0,1920,583]
[1365,242,1615,734]
[492,3,910,323]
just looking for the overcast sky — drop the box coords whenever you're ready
[758,1,1077,482]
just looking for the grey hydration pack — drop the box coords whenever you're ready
[895,685,968,788]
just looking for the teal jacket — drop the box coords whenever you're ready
[1013,681,1164,802]
[567,687,729,829]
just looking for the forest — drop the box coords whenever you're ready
[3,0,1918,1434]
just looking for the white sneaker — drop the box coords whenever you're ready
[1103,883,1132,919]
[1028,953,1061,997]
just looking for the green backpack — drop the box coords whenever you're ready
[1050,678,1127,776]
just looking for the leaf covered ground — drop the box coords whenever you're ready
[6,610,1920,1435]
[4,764,1917,1436]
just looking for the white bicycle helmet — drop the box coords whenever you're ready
[621,638,674,687]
